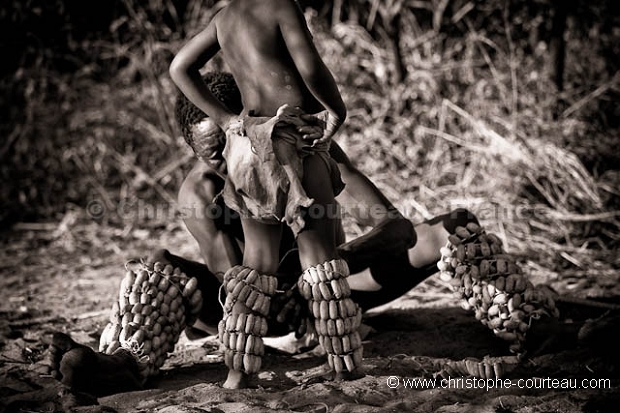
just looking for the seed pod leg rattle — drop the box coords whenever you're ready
[218,265,277,389]
[437,223,559,364]
[98,260,203,383]
[297,259,363,375]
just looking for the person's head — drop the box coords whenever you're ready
[174,71,242,152]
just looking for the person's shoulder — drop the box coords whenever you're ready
[203,2,225,31]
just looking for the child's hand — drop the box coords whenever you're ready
[273,105,341,151]
[299,110,340,148]
[297,113,325,145]
[296,123,324,143]
[275,105,326,151]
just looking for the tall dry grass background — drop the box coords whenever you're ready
[1,0,619,296]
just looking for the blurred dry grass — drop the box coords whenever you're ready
[1,0,619,297]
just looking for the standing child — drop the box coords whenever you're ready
[170,0,362,388]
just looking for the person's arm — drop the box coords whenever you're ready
[277,1,346,143]
[169,14,238,131]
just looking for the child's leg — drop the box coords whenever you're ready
[296,154,339,268]
[239,218,282,274]
[220,218,281,389]
[296,154,364,376]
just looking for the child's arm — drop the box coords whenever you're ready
[277,1,346,144]
[169,14,239,132]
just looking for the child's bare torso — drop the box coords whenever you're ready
[214,0,324,117]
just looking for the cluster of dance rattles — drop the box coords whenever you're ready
[98,261,203,380]
[218,266,278,374]
[297,259,363,373]
[436,356,515,380]
[437,223,560,358]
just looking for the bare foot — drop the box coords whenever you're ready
[301,363,364,384]
[49,332,144,397]
[335,369,365,381]
[222,369,249,389]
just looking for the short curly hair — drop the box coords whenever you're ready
[174,72,243,144]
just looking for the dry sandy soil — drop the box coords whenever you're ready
[1,225,619,413]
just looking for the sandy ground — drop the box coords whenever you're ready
[1,226,619,413]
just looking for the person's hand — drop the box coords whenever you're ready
[297,113,325,143]
[272,105,342,151]
[274,105,328,153]
[295,111,327,147]
[299,110,342,149]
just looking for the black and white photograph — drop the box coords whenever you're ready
[1,0,619,411]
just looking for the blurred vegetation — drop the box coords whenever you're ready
[1,0,619,286]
